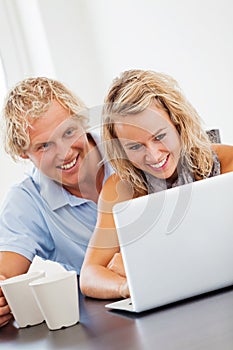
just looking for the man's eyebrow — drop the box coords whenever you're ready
[32,141,50,149]
[62,118,81,128]
[31,119,82,149]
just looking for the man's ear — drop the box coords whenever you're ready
[20,152,29,159]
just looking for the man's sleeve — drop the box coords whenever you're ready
[0,185,55,262]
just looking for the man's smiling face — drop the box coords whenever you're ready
[22,100,91,192]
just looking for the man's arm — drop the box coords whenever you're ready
[0,251,31,327]
[0,251,31,278]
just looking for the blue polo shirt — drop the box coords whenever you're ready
[0,132,113,274]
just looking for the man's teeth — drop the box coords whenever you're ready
[60,158,77,170]
[150,157,167,169]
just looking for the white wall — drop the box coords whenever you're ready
[0,0,56,202]
[0,0,233,201]
[37,0,233,143]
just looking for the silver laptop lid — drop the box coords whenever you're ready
[112,172,233,312]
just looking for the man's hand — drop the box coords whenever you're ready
[0,275,13,327]
[107,252,126,277]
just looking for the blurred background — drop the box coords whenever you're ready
[0,0,233,203]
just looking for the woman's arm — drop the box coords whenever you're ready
[211,144,233,173]
[80,174,134,299]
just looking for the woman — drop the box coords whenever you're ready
[80,69,233,299]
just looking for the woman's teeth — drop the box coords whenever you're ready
[60,158,77,170]
[150,157,167,169]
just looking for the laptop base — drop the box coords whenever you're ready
[105,298,135,312]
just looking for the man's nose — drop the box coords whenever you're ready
[55,139,73,160]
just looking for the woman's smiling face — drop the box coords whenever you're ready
[114,101,182,180]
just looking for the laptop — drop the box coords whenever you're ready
[105,171,233,312]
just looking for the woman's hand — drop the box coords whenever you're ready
[107,253,130,298]
[119,279,130,298]
[107,252,126,277]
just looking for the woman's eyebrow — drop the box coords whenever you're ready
[152,127,167,136]
[123,140,142,147]
[123,127,167,147]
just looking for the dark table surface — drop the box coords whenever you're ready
[1,286,233,350]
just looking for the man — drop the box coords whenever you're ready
[0,77,113,326]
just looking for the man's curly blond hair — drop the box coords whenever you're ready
[2,77,88,161]
[103,69,214,196]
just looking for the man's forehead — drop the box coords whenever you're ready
[54,115,83,128]
[28,114,82,130]
[28,115,84,144]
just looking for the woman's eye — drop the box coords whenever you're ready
[155,133,166,141]
[129,144,142,151]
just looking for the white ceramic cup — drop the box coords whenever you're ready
[29,270,79,330]
[0,271,45,327]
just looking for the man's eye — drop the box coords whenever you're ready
[129,144,142,151]
[65,128,76,137]
[38,142,51,151]
[155,133,166,141]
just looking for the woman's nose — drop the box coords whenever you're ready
[145,144,162,163]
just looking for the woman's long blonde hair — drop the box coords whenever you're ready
[2,77,88,161]
[103,69,213,196]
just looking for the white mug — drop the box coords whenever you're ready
[0,271,45,327]
[29,270,79,330]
